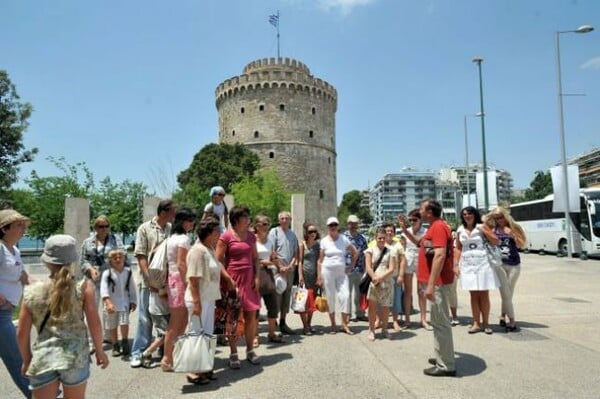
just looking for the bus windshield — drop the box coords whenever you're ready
[587,192,600,238]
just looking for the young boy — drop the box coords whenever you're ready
[141,288,170,368]
[100,249,137,357]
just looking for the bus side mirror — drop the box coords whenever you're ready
[589,202,596,216]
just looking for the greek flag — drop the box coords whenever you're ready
[269,14,279,27]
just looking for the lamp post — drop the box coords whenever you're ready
[463,113,482,207]
[472,57,489,212]
[555,24,594,258]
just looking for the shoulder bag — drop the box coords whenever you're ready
[359,247,388,294]
[173,315,217,373]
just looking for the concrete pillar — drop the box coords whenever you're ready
[143,197,161,222]
[64,197,90,279]
[291,193,306,237]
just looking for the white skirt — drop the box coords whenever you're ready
[459,250,500,291]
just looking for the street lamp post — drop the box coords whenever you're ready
[472,57,489,212]
[463,114,480,207]
[555,24,594,259]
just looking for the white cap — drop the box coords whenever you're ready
[326,217,340,226]
[346,214,360,224]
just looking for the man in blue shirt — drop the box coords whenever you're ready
[343,215,368,322]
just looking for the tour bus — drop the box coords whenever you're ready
[509,188,600,255]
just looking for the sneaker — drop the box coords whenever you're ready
[130,354,142,368]
[111,343,121,357]
[141,352,153,368]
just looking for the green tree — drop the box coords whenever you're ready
[176,143,260,207]
[91,177,148,236]
[230,170,291,222]
[523,170,553,201]
[0,70,38,202]
[337,189,372,225]
[15,157,94,239]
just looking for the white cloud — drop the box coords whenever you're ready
[316,0,377,15]
[581,56,600,70]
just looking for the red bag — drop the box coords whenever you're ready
[359,294,369,311]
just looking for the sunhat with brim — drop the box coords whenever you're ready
[41,234,78,265]
[210,186,226,197]
[0,209,31,229]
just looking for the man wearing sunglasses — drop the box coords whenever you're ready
[343,215,368,322]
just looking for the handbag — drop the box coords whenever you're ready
[274,272,287,294]
[147,238,168,289]
[485,242,503,267]
[258,266,275,295]
[359,247,388,294]
[290,285,308,312]
[314,287,329,313]
[173,315,217,373]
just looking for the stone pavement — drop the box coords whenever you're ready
[3,253,600,398]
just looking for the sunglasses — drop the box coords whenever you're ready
[328,223,339,227]
[97,225,110,229]
[308,230,318,234]
[408,218,418,222]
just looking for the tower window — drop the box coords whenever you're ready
[269,152,274,159]
[254,131,259,138]
[328,157,331,164]
[259,104,264,111]
[312,107,316,114]
[279,104,285,111]
[232,130,235,137]
[319,190,324,199]
[309,130,314,138]
[240,107,245,113]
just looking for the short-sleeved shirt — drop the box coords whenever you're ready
[185,242,222,303]
[167,234,192,273]
[343,231,368,273]
[268,227,299,267]
[320,235,352,269]
[417,219,454,285]
[204,202,227,232]
[100,267,137,311]
[135,217,171,288]
[0,242,25,306]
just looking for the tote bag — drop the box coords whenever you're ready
[147,239,168,289]
[173,316,217,373]
[290,285,308,313]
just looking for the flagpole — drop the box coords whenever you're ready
[276,10,280,58]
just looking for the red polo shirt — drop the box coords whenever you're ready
[417,219,454,285]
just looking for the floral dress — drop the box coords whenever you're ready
[364,246,396,306]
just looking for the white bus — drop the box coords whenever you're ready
[509,188,600,255]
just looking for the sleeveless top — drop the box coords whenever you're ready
[23,278,89,376]
[302,241,320,288]
[495,228,521,266]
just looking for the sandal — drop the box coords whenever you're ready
[329,325,337,335]
[367,330,375,341]
[506,324,520,333]
[381,329,389,339]
[160,361,173,372]
[340,325,354,335]
[268,333,283,343]
[186,374,210,385]
[253,336,260,348]
[421,322,433,331]
[303,327,313,336]
[484,327,493,335]
[246,350,261,365]
[468,326,482,334]
[229,353,241,369]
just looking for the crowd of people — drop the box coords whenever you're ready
[0,191,528,397]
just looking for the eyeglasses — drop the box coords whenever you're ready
[308,230,318,234]
[97,225,110,229]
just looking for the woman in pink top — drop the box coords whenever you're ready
[216,206,261,369]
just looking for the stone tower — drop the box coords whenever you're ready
[215,57,337,227]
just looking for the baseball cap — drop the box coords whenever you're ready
[326,217,340,226]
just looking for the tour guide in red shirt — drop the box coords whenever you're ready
[402,199,456,377]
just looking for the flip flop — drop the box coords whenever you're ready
[468,326,482,334]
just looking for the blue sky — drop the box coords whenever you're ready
[3,0,599,202]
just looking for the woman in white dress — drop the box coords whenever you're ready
[454,206,500,335]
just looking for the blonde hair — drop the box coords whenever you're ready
[487,207,527,248]
[94,215,110,228]
[49,265,75,319]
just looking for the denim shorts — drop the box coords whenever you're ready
[28,364,90,390]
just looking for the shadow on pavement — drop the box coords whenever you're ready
[455,351,486,377]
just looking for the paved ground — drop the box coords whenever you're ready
[3,253,600,398]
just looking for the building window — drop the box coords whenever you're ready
[232,130,235,137]
[312,107,316,115]
[319,190,324,199]
[328,157,331,164]
[269,152,274,159]
[259,104,264,111]
[309,130,314,138]
[240,107,245,113]
[279,104,285,111]
[254,131,259,138]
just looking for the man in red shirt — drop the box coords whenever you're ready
[402,199,456,376]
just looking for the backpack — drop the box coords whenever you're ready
[147,238,168,289]
[106,267,133,293]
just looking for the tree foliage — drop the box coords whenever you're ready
[10,157,149,239]
[520,170,553,202]
[175,143,261,211]
[230,170,291,222]
[0,70,38,200]
[337,189,373,225]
